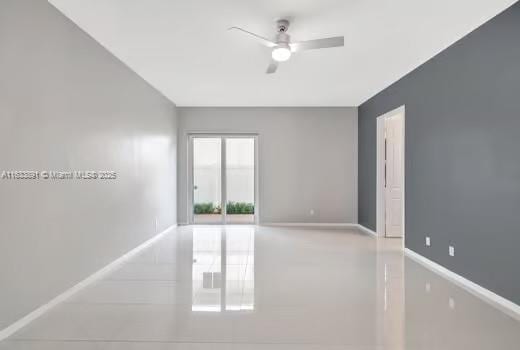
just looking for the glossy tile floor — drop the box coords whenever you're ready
[1,225,519,349]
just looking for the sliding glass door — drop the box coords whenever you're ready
[190,135,257,224]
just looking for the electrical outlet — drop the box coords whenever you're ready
[425,283,431,293]
[309,209,315,216]
[449,245,455,257]
[425,236,431,247]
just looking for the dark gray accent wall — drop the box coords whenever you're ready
[358,2,520,304]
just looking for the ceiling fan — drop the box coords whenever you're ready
[229,19,344,74]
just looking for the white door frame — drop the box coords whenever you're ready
[376,106,405,240]
[188,133,259,225]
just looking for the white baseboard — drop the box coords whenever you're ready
[0,224,177,341]
[405,248,520,321]
[179,223,379,239]
[179,223,355,227]
[258,223,379,239]
[355,224,378,237]
[261,222,357,228]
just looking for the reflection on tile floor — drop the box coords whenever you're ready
[1,225,519,349]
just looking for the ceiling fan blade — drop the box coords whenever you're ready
[228,26,277,47]
[290,36,344,52]
[266,60,278,74]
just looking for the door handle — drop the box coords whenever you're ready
[194,185,198,190]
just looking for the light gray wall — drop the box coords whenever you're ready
[358,3,520,304]
[178,107,358,224]
[0,0,177,329]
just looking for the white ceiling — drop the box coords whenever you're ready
[49,0,516,106]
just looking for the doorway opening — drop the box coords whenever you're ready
[189,134,258,225]
[377,106,405,239]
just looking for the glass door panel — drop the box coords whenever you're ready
[225,138,255,224]
[193,138,222,224]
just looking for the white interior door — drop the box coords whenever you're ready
[384,115,404,237]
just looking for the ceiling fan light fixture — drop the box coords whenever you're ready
[271,44,291,62]
[229,20,344,73]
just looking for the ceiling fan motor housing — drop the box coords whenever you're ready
[276,32,290,45]
[275,19,291,46]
